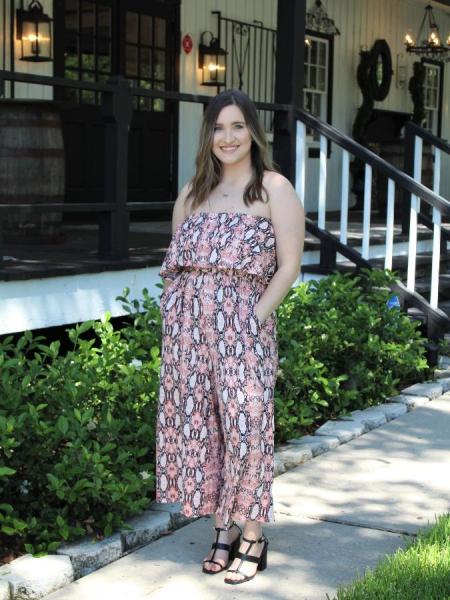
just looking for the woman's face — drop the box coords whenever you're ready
[211,104,252,166]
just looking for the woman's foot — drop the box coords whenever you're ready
[225,532,267,583]
[202,522,241,574]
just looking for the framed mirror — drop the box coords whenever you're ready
[369,39,392,101]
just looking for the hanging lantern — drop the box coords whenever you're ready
[198,31,227,86]
[16,0,53,62]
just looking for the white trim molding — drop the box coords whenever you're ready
[0,267,163,334]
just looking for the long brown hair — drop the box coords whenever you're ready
[186,89,277,211]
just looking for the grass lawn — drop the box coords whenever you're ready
[330,512,450,600]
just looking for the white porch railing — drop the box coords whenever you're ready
[295,109,450,335]
[404,122,450,308]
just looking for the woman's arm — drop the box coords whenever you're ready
[255,172,305,322]
[161,181,193,292]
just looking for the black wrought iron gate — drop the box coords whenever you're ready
[214,11,276,133]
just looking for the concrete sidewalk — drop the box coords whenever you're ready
[45,392,450,600]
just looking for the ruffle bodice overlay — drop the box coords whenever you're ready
[159,212,277,284]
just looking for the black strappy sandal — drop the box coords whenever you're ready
[202,521,242,575]
[224,533,268,584]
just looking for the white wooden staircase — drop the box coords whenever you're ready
[295,110,450,363]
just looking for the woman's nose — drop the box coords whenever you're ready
[223,128,235,143]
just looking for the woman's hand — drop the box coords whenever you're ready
[254,304,267,324]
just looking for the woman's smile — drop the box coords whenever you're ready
[220,145,240,153]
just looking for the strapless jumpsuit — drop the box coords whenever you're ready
[155,211,279,526]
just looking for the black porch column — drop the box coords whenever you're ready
[273,0,306,183]
[100,76,133,259]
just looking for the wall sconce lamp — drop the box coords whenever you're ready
[198,31,227,86]
[16,0,53,62]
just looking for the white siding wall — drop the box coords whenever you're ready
[0,0,53,99]
[178,0,277,192]
[309,0,450,209]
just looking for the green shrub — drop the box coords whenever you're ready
[0,289,162,556]
[274,268,429,442]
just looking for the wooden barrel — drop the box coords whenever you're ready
[0,100,65,242]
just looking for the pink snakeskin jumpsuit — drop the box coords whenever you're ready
[155,211,279,527]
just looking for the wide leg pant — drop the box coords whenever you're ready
[155,268,278,527]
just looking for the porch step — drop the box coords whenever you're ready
[406,306,427,324]
[437,301,450,316]
[303,250,450,316]
[413,274,450,298]
[304,210,450,252]
[407,302,450,321]
[302,250,450,278]
[303,225,434,251]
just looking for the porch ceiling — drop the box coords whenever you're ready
[414,0,450,13]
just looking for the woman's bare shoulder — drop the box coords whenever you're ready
[263,170,295,194]
[170,180,195,230]
[263,171,303,223]
[263,170,301,214]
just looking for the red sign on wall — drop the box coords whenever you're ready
[182,34,193,54]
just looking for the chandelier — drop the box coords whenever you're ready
[404,4,450,61]
[306,0,340,36]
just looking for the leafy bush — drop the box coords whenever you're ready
[0,289,162,557]
[274,268,430,442]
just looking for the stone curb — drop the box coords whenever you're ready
[401,381,443,398]
[0,581,10,600]
[1,375,449,599]
[433,368,450,380]
[0,555,72,600]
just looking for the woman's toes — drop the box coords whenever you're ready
[204,555,226,572]
[227,569,246,582]
[226,539,263,580]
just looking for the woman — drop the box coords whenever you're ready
[156,89,305,584]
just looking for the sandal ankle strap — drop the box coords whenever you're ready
[215,520,241,533]
[242,533,266,544]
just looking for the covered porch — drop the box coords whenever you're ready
[1,0,450,336]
